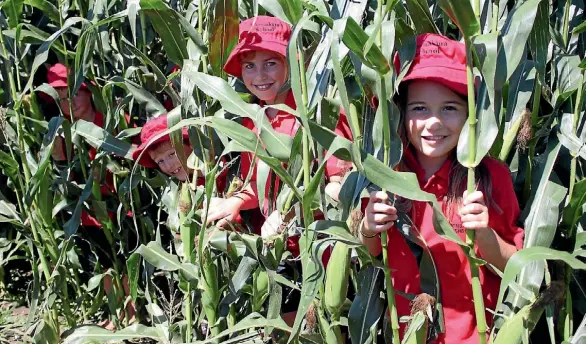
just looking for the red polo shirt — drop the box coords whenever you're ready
[375,149,523,343]
[239,90,353,255]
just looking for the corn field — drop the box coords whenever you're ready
[0,0,585,343]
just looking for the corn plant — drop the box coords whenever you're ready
[0,0,585,343]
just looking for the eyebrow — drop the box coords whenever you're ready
[242,57,279,63]
[407,100,464,106]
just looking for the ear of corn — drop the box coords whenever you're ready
[324,241,351,321]
[252,268,269,312]
[179,182,194,264]
[201,248,221,340]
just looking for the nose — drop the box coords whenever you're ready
[425,113,443,130]
[257,66,269,80]
[161,159,172,173]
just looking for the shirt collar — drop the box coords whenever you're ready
[258,90,297,120]
[403,146,452,186]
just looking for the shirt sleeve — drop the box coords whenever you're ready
[325,111,354,179]
[486,159,524,249]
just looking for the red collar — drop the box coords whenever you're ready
[258,90,297,120]
[403,146,452,186]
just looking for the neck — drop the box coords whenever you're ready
[264,91,290,119]
[415,152,449,181]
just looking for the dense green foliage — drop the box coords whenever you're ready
[0,0,585,343]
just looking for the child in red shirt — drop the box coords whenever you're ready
[215,15,353,254]
[43,63,137,329]
[360,34,524,343]
[132,114,228,194]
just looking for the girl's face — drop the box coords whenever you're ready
[240,50,288,104]
[56,87,93,120]
[405,80,467,168]
[148,141,191,181]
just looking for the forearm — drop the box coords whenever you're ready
[359,220,382,257]
[476,227,518,272]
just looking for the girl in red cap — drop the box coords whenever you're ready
[132,114,192,181]
[360,34,524,343]
[217,15,353,245]
[44,63,99,161]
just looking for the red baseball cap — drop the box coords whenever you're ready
[46,63,89,90]
[223,16,291,78]
[394,33,467,96]
[132,114,190,168]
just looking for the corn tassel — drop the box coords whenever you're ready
[404,293,436,344]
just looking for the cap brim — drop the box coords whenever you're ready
[223,40,288,78]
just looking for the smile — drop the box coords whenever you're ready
[422,135,448,142]
[172,167,181,175]
[254,83,274,91]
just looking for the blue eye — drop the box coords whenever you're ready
[244,63,254,70]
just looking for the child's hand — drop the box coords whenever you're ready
[206,197,244,228]
[362,191,398,237]
[261,210,282,239]
[459,191,489,231]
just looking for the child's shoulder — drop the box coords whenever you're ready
[480,157,511,175]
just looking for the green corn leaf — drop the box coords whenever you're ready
[140,0,188,66]
[126,253,140,301]
[24,117,64,207]
[438,0,480,38]
[497,247,586,310]
[185,71,293,161]
[553,55,582,108]
[209,0,239,78]
[500,0,542,81]
[318,15,391,76]
[457,80,502,167]
[0,0,24,28]
[505,60,536,123]
[135,241,199,282]
[20,17,86,99]
[348,265,384,343]
[405,0,439,34]
[23,0,59,23]
[573,21,586,34]
[120,78,166,117]
[495,136,564,330]
[561,180,586,232]
[288,233,328,343]
[71,119,135,159]
[276,0,303,24]
[62,324,167,344]
[528,0,549,84]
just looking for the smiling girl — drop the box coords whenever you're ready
[360,34,524,343]
[208,16,353,249]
